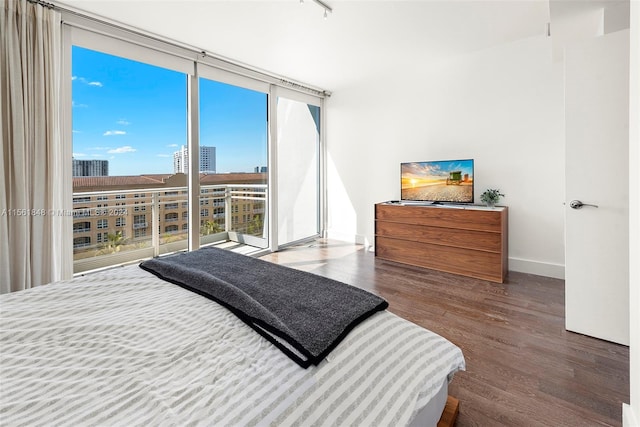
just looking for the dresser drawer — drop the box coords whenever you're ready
[375,221,502,253]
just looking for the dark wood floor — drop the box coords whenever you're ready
[261,239,630,427]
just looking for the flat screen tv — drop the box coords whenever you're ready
[401,159,474,204]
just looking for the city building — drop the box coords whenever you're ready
[72,172,265,253]
[72,159,109,177]
[173,145,216,174]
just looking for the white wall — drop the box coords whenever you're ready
[326,35,566,277]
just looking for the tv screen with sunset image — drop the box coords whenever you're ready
[401,159,474,203]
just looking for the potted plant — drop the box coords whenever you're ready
[480,189,504,207]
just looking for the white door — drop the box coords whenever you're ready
[564,29,629,345]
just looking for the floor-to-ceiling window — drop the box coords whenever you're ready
[71,47,188,183]
[71,42,189,273]
[66,22,324,273]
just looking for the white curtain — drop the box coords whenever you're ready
[1,0,72,294]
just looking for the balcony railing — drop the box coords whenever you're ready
[72,183,267,273]
[73,209,92,218]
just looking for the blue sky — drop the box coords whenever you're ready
[72,46,267,176]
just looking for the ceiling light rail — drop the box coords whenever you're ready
[302,0,333,19]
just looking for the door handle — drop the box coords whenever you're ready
[570,200,599,209]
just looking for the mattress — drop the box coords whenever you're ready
[0,264,465,426]
[409,378,449,427]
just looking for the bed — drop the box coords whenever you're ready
[0,250,465,426]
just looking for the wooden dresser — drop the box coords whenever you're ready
[374,202,508,283]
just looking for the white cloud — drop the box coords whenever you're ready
[107,146,136,154]
[72,130,81,134]
[73,76,103,87]
[167,144,179,147]
[157,154,172,158]
[72,101,88,108]
[103,130,127,136]
[73,152,86,157]
[89,146,111,151]
[116,119,131,125]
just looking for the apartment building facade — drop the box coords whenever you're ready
[72,172,266,256]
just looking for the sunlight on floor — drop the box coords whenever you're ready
[259,239,364,272]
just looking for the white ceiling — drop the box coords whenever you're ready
[57,1,627,92]
[57,0,555,91]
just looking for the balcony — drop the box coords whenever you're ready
[72,183,267,273]
[73,209,91,218]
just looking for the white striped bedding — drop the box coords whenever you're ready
[0,265,465,426]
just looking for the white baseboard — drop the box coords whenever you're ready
[509,257,565,279]
[624,404,639,427]
[325,230,368,246]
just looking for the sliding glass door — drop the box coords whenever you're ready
[275,89,322,247]
[198,67,270,249]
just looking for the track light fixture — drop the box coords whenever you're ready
[304,0,332,19]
